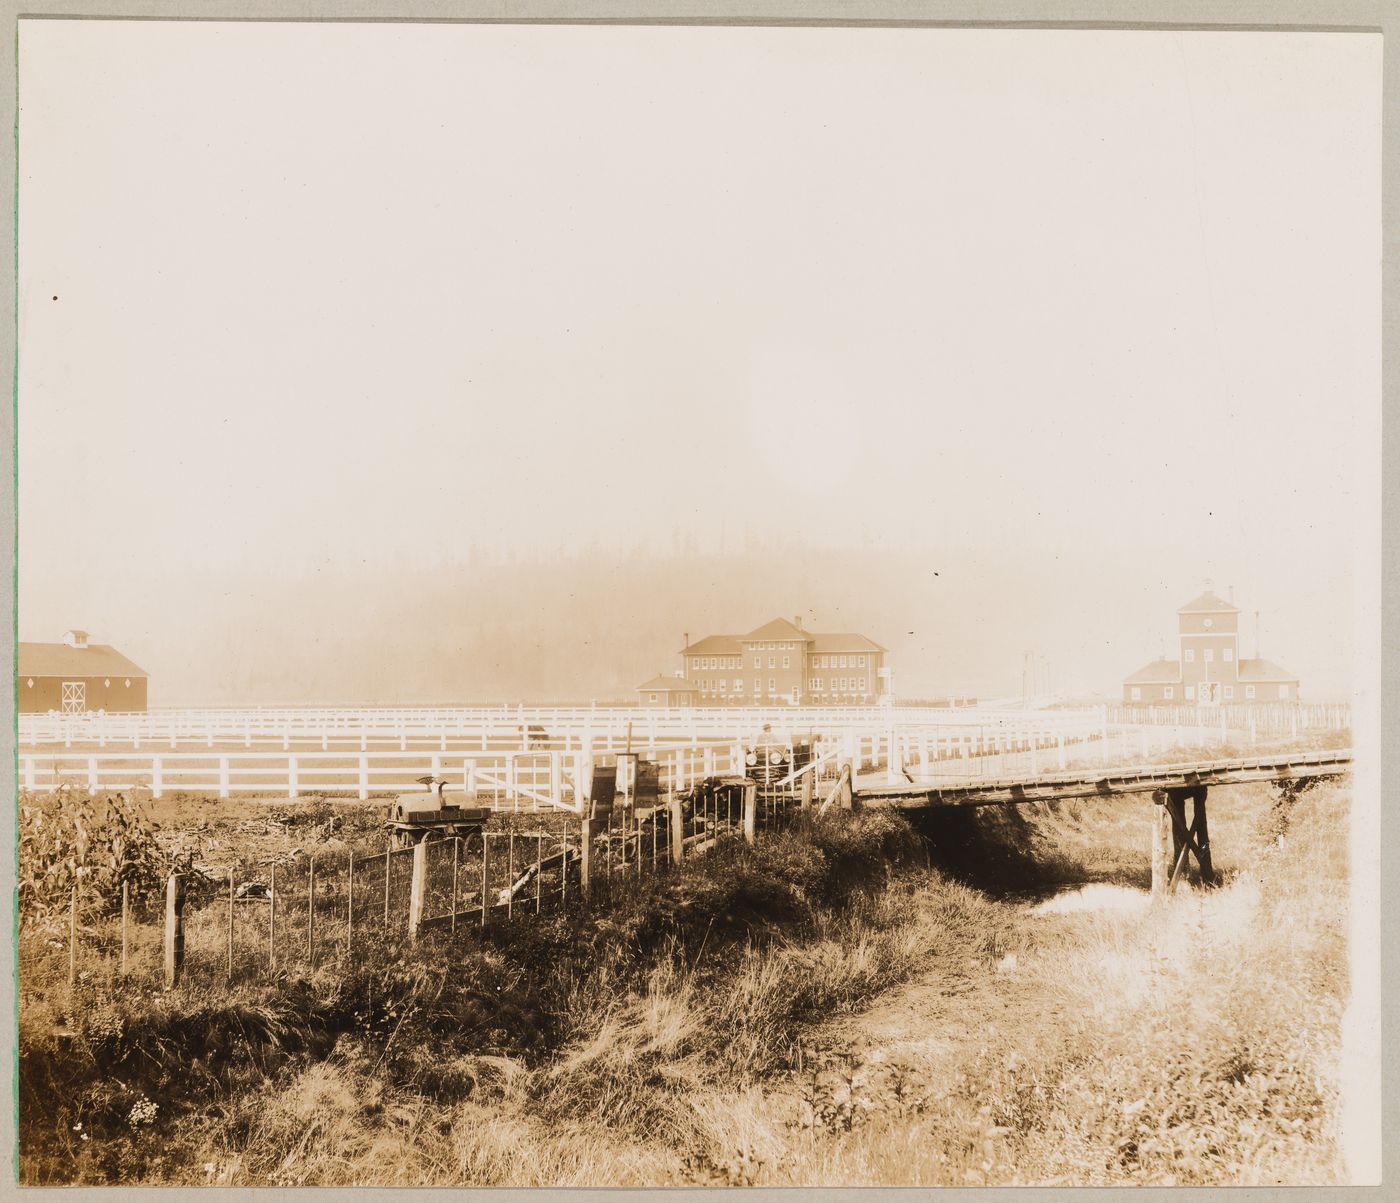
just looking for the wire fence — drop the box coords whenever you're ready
[20,772,820,1004]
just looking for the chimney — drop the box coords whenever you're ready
[62,629,89,649]
[1254,610,1261,660]
[1228,584,1235,605]
[682,632,690,650]
[793,614,802,630]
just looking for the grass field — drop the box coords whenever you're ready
[17,771,1352,1186]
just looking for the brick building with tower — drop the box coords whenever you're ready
[638,616,888,706]
[18,629,149,713]
[1122,590,1300,704]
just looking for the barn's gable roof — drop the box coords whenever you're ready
[681,635,743,656]
[18,642,148,679]
[636,675,698,692]
[1124,658,1182,684]
[1177,591,1239,614]
[1236,658,1298,682]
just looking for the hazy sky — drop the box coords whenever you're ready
[16,23,1380,703]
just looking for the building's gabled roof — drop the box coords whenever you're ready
[741,618,813,643]
[636,675,698,692]
[18,642,148,679]
[810,632,889,654]
[1177,591,1240,614]
[1236,658,1298,683]
[1124,658,1182,684]
[681,634,742,656]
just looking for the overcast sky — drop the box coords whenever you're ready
[16,22,1380,703]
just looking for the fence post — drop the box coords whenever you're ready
[227,867,235,982]
[68,883,78,994]
[152,756,163,800]
[742,781,757,844]
[550,751,562,806]
[408,840,427,940]
[23,757,34,792]
[120,880,129,977]
[87,757,98,792]
[347,854,355,956]
[163,873,186,990]
[840,761,855,810]
[269,863,277,974]
[359,754,369,801]
[669,798,684,864]
[481,834,490,927]
[450,838,459,933]
[219,756,230,800]
[579,817,594,897]
[307,857,316,968]
[288,755,299,799]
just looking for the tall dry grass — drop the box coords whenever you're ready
[20,779,1351,1187]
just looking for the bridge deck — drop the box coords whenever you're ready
[855,748,1353,808]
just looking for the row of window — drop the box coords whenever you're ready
[690,653,870,672]
[690,656,741,670]
[1183,648,1233,663]
[1128,683,1291,701]
[695,677,872,694]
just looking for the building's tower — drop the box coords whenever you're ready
[1177,588,1241,703]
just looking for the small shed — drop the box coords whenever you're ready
[636,675,699,709]
[18,630,149,714]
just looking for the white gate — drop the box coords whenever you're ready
[61,681,86,714]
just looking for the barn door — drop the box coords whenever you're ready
[61,681,86,714]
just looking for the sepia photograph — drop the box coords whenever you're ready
[9,13,1384,1189]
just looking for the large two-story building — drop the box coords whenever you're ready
[1122,591,1299,704]
[639,616,888,706]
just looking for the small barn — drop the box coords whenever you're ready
[636,674,699,709]
[18,630,149,714]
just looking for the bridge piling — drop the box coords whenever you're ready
[1152,785,1216,897]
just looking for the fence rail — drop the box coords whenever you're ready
[20,703,1106,750]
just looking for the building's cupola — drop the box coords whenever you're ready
[62,629,89,649]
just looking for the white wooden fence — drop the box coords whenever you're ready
[18,713,1109,808]
[18,703,1103,751]
[20,701,1336,808]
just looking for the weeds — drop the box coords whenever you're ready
[19,780,1353,1187]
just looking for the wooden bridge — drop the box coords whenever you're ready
[853,747,1353,898]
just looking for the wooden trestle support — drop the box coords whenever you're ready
[1150,785,1216,899]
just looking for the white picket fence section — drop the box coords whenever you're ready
[18,701,1343,808]
[18,703,1102,751]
